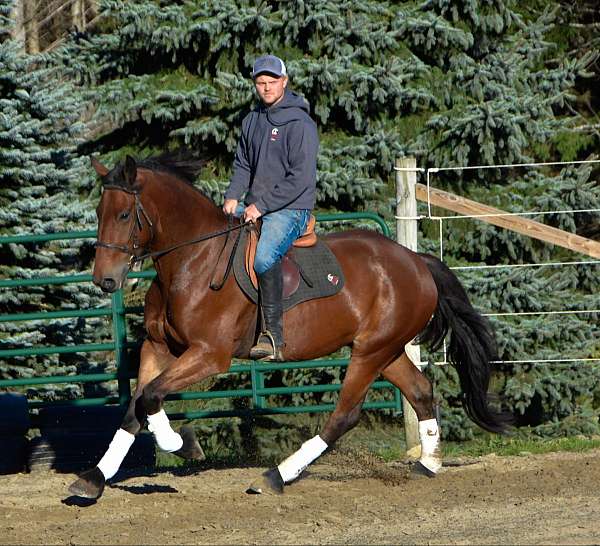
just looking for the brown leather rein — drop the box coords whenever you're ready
[95,185,250,278]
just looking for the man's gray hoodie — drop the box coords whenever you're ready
[225,89,319,214]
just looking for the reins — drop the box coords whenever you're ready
[208,220,246,291]
[95,184,251,283]
[134,218,248,264]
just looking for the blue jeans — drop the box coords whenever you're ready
[235,205,310,275]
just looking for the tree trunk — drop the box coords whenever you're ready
[23,0,39,54]
[71,0,84,31]
[85,0,99,24]
[10,0,26,45]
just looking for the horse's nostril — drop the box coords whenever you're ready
[100,278,117,292]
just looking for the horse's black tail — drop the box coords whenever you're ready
[416,253,512,433]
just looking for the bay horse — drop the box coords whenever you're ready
[69,154,509,499]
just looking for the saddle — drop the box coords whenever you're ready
[233,217,344,312]
[244,215,317,298]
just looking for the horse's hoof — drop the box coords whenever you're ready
[173,425,205,461]
[68,467,106,499]
[246,467,285,495]
[410,460,438,479]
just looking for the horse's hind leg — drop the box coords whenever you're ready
[382,353,434,421]
[248,351,387,495]
[68,339,176,499]
[382,353,441,477]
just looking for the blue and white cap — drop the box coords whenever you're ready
[252,54,287,78]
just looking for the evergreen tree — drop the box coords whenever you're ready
[408,1,600,438]
[0,0,104,402]
[8,0,598,443]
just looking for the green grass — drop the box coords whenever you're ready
[373,433,600,462]
[332,423,600,462]
[152,418,600,470]
[442,434,600,459]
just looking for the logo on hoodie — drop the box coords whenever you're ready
[270,127,279,141]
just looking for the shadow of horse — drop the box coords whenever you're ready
[109,483,179,495]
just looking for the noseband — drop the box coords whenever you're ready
[95,185,155,267]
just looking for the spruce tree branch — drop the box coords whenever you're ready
[568,23,600,29]
[564,102,600,139]
[572,124,600,133]
[546,44,600,65]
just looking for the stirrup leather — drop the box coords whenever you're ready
[250,330,284,362]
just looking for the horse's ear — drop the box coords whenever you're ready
[124,155,138,188]
[91,157,109,177]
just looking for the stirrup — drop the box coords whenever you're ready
[250,330,284,362]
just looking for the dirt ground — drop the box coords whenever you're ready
[1,447,600,545]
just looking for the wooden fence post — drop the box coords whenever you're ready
[395,157,426,457]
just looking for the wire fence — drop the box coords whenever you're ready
[395,158,600,368]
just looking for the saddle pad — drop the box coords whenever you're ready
[233,228,345,312]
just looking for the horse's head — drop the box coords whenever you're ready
[92,156,154,293]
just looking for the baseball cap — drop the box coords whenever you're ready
[252,55,287,78]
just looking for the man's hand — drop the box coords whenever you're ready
[223,199,238,215]
[243,203,262,223]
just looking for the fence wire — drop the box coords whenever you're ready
[396,159,600,367]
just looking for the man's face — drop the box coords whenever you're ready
[254,74,288,107]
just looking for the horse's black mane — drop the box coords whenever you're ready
[101,150,220,206]
[105,150,208,189]
[137,151,208,185]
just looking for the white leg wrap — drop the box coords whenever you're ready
[277,435,328,483]
[147,409,183,452]
[97,428,136,480]
[419,418,442,474]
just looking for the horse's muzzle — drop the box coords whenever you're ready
[94,276,118,293]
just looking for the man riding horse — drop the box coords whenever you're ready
[69,55,509,501]
[222,54,319,362]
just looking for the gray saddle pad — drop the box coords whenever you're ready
[233,228,345,312]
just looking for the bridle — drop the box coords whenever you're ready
[94,185,155,268]
[94,184,250,286]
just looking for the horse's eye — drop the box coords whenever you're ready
[119,210,131,221]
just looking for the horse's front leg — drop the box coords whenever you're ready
[121,340,208,463]
[136,344,230,456]
[68,339,174,499]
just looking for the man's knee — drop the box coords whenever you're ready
[254,252,276,276]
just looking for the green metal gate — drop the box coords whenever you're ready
[0,213,402,422]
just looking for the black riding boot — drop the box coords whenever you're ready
[250,261,284,361]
